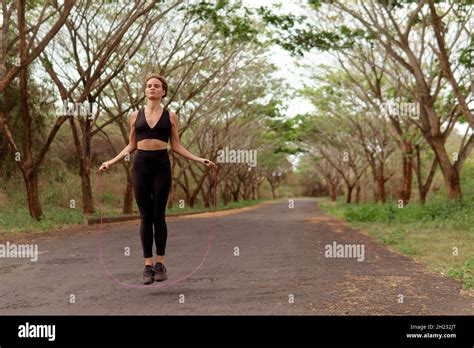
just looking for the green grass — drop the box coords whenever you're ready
[318,196,474,290]
[0,206,84,235]
[0,198,269,237]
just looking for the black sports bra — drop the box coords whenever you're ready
[135,107,171,143]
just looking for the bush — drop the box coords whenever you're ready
[341,198,474,228]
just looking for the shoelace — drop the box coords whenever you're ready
[144,266,154,275]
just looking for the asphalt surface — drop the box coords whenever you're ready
[0,198,472,315]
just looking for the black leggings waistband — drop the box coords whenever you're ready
[136,148,168,153]
[135,148,169,160]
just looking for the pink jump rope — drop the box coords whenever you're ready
[98,161,218,289]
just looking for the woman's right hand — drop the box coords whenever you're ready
[99,161,111,173]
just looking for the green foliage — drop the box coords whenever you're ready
[181,0,260,44]
[448,256,474,290]
[273,26,371,57]
[247,2,374,56]
[342,198,472,225]
[458,35,473,68]
[256,6,299,30]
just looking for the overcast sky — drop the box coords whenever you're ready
[243,0,324,118]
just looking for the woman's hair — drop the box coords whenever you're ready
[145,73,168,98]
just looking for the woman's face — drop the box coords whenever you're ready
[145,78,165,100]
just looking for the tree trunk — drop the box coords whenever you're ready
[123,180,133,214]
[232,190,239,202]
[18,17,43,220]
[189,195,196,208]
[168,180,178,209]
[182,169,192,206]
[221,180,229,206]
[72,116,94,214]
[187,165,210,208]
[430,137,462,200]
[329,182,337,201]
[201,183,211,208]
[371,171,380,203]
[400,141,413,204]
[80,168,94,213]
[419,188,428,205]
[441,165,462,201]
[232,180,241,202]
[24,170,43,220]
[380,161,387,203]
[376,175,386,203]
[414,145,438,205]
[346,183,354,203]
[371,161,387,204]
[355,181,361,204]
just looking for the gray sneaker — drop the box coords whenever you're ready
[154,262,167,282]
[142,265,155,285]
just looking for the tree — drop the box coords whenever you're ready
[0,0,74,219]
[326,0,474,200]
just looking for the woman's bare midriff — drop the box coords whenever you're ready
[137,139,168,151]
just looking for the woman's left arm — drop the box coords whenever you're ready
[169,111,216,168]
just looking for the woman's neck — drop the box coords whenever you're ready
[146,99,162,113]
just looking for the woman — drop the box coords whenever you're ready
[99,74,215,285]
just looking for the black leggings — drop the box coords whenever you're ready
[132,149,171,258]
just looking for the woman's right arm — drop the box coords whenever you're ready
[99,111,138,172]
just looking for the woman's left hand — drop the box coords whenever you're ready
[202,158,216,168]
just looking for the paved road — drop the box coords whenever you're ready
[0,198,472,314]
